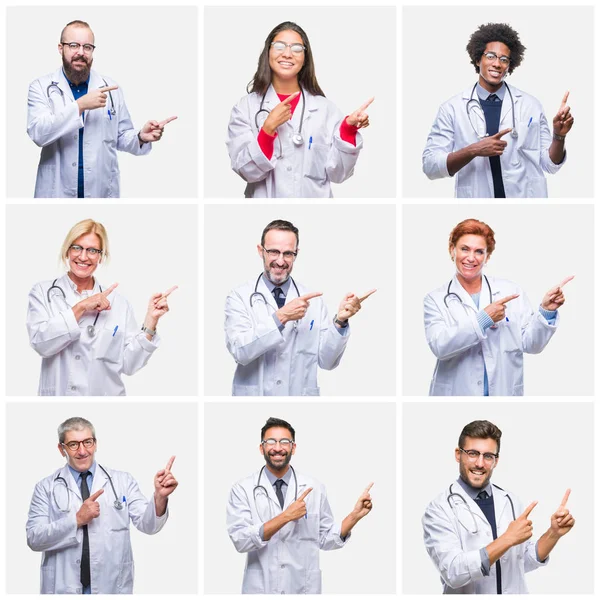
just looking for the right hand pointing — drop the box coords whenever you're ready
[81,282,119,313]
[276,291,322,325]
[284,487,313,522]
[262,91,301,136]
[76,488,104,527]
[484,293,519,323]
[473,127,512,157]
[77,85,119,112]
[505,500,537,546]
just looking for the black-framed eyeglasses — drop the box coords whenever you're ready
[481,51,510,65]
[270,41,305,54]
[69,245,103,256]
[459,447,498,463]
[262,247,297,260]
[61,41,96,53]
[262,438,295,447]
[62,437,96,451]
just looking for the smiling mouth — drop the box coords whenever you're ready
[278,61,294,67]
[470,469,486,476]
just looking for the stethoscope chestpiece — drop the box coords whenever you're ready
[292,133,304,146]
[114,500,123,510]
[87,325,96,337]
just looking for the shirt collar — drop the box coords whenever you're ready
[68,460,97,483]
[65,273,101,297]
[477,81,506,102]
[263,465,292,486]
[261,273,292,296]
[456,476,493,500]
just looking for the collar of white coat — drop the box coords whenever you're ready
[262,84,319,129]
[254,467,310,510]
[449,273,500,310]
[450,480,514,529]
[255,274,300,310]
[462,83,523,128]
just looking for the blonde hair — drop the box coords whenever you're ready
[60,219,110,267]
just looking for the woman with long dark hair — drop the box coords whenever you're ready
[226,22,373,198]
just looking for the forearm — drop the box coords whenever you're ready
[549,138,566,165]
[262,512,290,541]
[485,533,514,565]
[447,144,477,176]
[71,303,88,322]
[154,494,168,517]
[536,528,561,561]
[341,512,360,539]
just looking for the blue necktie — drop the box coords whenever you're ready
[80,472,91,588]
[272,287,285,309]
[274,479,285,509]
[487,93,500,102]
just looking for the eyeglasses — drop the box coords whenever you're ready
[459,447,498,464]
[69,245,103,256]
[262,247,297,261]
[61,42,96,53]
[262,438,294,447]
[62,437,96,451]
[271,41,305,54]
[481,51,510,66]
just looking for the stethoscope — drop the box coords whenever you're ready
[254,87,306,157]
[447,483,516,535]
[47,278,103,336]
[253,465,298,522]
[444,274,499,330]
[466,82,518,140]
[53,464,124,512]
[47,77,116,117]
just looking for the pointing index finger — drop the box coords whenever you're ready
[560,488,571,507]
[165,455,176,472]
[358,288,377,303]
[558,275,574,288]
[358,97,375,112]
[298,487,313,501]
[89,489,105,501]
[282,91,301,105]
[364,482,374,493]
[561,91,570,106]
[159,116,178,127]
[162,285,179,298]
[498,293,519,305]
[521,500,538,518]
[103,283,119,296]
[300,292,323,301]
[98,85,119,92]
[494,127,512,139]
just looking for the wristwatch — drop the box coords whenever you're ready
[553,133,566,142]
[141,325,156,336]
[334,315,349,328]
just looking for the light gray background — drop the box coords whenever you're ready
[6,401,198,594]
[5,204,198,396]
[402,204,594,396]
[204,401,396,594]
[6,6,198,198]
[204,5,396,198]
[402,402,594,594]
[402,6,594,198]
[204,204,396,396]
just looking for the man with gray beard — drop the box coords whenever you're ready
[27,19,176,198]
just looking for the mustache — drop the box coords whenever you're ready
[269,262,288,269]
[72,57,88,64]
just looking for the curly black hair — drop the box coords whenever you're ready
[466,23,526,75]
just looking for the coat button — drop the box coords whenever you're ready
[75,355,81,360]
[276,380,282,385]
[72,162,77,167]
[280,564,285,569]
[477,381,482,386]
[71,385,77,391]
[76,559,80,564]
[287,166,292,171]
[478,350,482,356]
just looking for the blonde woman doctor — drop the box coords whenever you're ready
[26,219,176,395]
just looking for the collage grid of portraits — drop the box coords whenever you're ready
[0,0,598,599]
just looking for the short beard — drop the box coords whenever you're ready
[264,450,292,473]
[459,459,492,489]
[62,54,91,85]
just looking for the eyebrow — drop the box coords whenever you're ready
[459,244,486,251]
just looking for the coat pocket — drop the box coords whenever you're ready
[94,329,123,364]
[304,143,328,183]
[40,565,56,593]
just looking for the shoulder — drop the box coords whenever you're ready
[228,279,254,296]
[101,466,136,483]
[425,281,449,300]
[29,71,55,87]
[438,90,467,112]
[234,92,259,109]
[34,469,63,489]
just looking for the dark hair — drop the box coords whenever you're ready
[60,20,93,44]
[261,417,295,441]
[261,219,299,248]
[449,218,496,256]
[247,21,325,97]
[466,23,526,75]
[458,420,502,454]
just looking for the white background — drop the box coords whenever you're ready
[204,401,396,594]
[5,204,198,396]
[402,204,594,396]
[402,402,594,594]
[402,5,594,198]
[204,5,396,198]
[5,401,198,594]
[6,6,198,198]
[204,204,396,396]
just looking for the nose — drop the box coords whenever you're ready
[474,454,485,468]
[282,45,293,58]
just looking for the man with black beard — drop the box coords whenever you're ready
[422,420,575,594]
[226,417,374,594]
[224,219,375,395]
[27,19,176,198]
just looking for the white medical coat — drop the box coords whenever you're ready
[424,275,558,396]
[423,85,565,198]
[224,277,349,395]
[27,68,151,198]
[226,85,363,197]
[27,274,160,396]
[422,483,548,593]
[26,463,168,594]
[227,469,349,594]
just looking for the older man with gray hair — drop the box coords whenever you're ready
[26,417,178,594]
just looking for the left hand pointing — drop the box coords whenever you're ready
[552,91,574,137]
[541,276,574,311]
[550,488,575,537]
[144,285,178,330]
[139,116,178,143]
[154,455,179,498]
[336,288,377,322]
[346,97,374,129]
[352,482,374,519]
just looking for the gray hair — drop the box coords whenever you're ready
[57,417,96,443]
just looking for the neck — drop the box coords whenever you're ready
[272,76,300,95]
[67,271,94,293]
[456,273,483,294]
[265,464,290,478]
[478,76,503,94]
